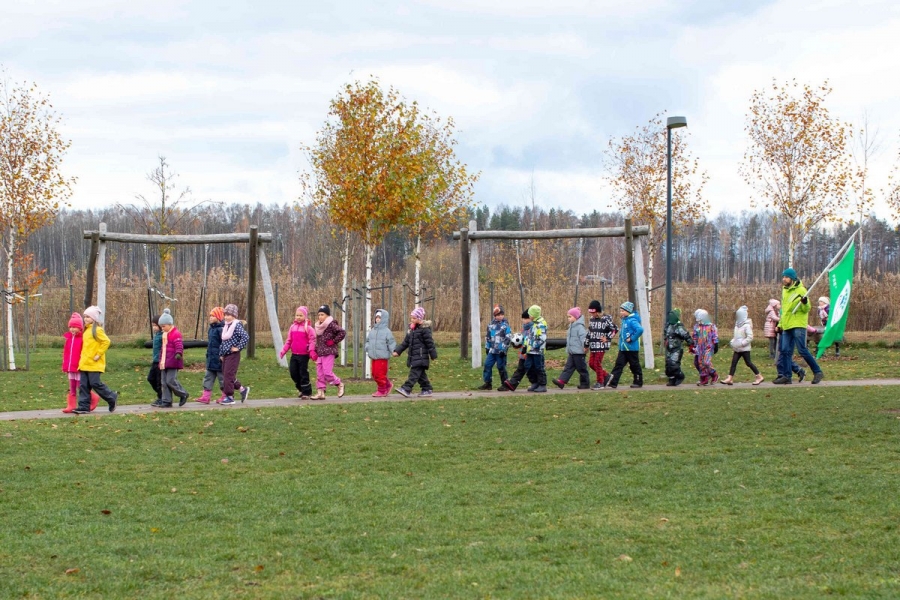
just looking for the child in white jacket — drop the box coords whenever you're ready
[722,305,764,385]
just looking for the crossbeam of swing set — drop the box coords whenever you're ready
[451,225,650,241]
[82,231,273,244]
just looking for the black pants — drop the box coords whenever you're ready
[609,350,642,387]
[526,354,547,387]
[729,351,760,376]
[664,349,685,383]
[289,353,313,396]
[559,353,590,387]
[77,371,116,411]
[147,361,162,400]
[403,365,432,392]
[506,356,536,389]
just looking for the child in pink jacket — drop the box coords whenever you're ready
[280,306,317,399]
[61,312,98,413]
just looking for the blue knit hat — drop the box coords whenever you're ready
[619,301,635,314]
[782,267,798,281]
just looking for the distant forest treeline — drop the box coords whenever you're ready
[22,202,900,288]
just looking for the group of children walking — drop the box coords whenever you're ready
[61,276,837,412]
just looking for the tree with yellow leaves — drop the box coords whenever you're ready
[0,70,75,370]
[740,80,854,265]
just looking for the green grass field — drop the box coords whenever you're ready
[2,343,900,598]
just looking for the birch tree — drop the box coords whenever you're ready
[0,70,75,370]
[740,80,854,264]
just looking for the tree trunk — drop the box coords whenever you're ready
[414,233,422,306]
[340,233,350,366]
[364,242,373,380]
[5,228,16,370]
[788,225,795,267]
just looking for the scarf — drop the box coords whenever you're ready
[314,316,333,336]
[221,319,237,342]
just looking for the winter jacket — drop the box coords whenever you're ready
[515,321,533,359]
[818,303,830,327]
[664,321,692,352]
[729,318,754,352]
[219,320,250,357]
[395,321,437,368]
[78,324,111,373]
[485,317,512,354]
[780,280,811,331]
[587,314,618,352]
[366,310,397,360]
[206,322,224,371]
[692,323,719,356]
[315,318,346,357]
[618,313,643,352]
[160,327,184,370]
[281,320,316,357]
[62,331,83,373]
[151,330,162,363]
[565,316,587,355]
[764,300,781,338]
[526,317,548,355]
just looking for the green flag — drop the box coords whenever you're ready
[816,242,855,359]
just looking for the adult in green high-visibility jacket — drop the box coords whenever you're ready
[773,268,824,385]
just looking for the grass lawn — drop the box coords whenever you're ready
[2,342,900,598]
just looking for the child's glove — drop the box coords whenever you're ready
[326,340,335,346]
[310,351,318,361]
[279,350,286,359]
[174,353,182,361]
[625,336,632,343]
[713,342,719,354]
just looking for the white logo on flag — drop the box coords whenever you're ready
[831,280,851,324]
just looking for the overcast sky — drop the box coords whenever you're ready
[3,0,900,221]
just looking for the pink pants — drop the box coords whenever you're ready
[316,354,342,390]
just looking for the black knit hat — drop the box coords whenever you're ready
[588,300,602,312]
[521,309,530,319]
[317,304,330,316]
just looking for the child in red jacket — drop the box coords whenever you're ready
[61,312,99,413]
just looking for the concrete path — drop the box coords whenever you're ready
[2,378,899,421]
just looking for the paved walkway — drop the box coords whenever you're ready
[2,378,899,421]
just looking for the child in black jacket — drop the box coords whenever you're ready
[393,306,438,397]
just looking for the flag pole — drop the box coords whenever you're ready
[791,228,859,314]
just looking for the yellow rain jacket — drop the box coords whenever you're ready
[79,324,111,372]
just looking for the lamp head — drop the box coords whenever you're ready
[667,116,687,129]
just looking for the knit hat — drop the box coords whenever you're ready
[588,300,602,312]
[374,309,383,320]
[782,267,798,281]
[68,312,83,329]
[317,304,330,316]
[521,310,531,319]
[83,305,103,325]
[694,308,710,324]
[667,308,681,325]
[567,307,581,319]
[411,306,426,320]
[736,305,748,324]
[818,296,829,305]
[224,304,239,318]
[296,306,309,320]
[158,308,174,326]
[619,301,635,314]
[493,304,504,316]
[151,314,160,326]
[210,306,225,321]
[528,305,541,320]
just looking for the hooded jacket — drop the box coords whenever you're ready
[282,319,316,357]
[566,315,587,355]
[207,321,224,371]
[160,326,185,370]
[587,314,618,352]
[79,324,111,373]
[618,312,643,352]
[729,306,754,352]
[62,330,83,373]
[485,317,513,354]
[219,320,250,357]
[395,320,437,367]
[780,279,811,331]
[664,310,692,352]
[526,317,548,355]
[366,310,397,360]
[764,299,781,338]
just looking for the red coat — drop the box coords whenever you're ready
[62,331,83,373]
[160,327,185,370]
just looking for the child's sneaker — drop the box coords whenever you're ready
[108,391,119,412]
[221,396,236,405]
[417,390,433,397]
[396,387,411,398]
[592,382,604,390]
[240,387,250,402]
[797,368,806,383]
[603,374,612,387]
[477,382,492,390]
[552,379,565,389]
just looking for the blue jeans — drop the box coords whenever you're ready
[483,352,508,384]
[778,327,822,380]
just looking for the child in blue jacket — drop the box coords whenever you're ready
[606,301,644,389]
[479,304,512,390]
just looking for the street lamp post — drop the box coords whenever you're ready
[665,116,687,333]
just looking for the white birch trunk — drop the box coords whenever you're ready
[5,227,16,370]
[414,233,422,306]
[340,234,350,366]
[364,242,373,380]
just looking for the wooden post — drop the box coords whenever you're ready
[459,228,470,359]
[258,248,287,368]
[247,226,259,358]
[633,238,654,369]
[97,222,107,321]
[469,220,482,369]
[624,218,636,306]
[84,231,100,309]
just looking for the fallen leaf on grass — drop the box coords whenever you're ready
[101,509,111,515]
[254,565,264,572]
[617,554,632,562]
[65,568,79,575]
[221,458,229,464]
[675,566,682,577]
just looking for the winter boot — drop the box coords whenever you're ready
[62,392,78,413]
[89,391,100,411]
[196,389,212,404]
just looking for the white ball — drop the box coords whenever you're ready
[510,332,524,347]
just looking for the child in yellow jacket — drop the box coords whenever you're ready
[73,306,119,414]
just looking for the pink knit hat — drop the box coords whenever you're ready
[68,312,83,329]
[296,306,309,319]
[83,305,103,325]
[568,307,581,319]
[411,306,425,320]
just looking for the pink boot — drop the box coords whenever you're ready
[372,386,386,397]
[196,389,212,404]
[62,392,78,413]
[216,393,226,404]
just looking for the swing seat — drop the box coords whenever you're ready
[143,339,209,349]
